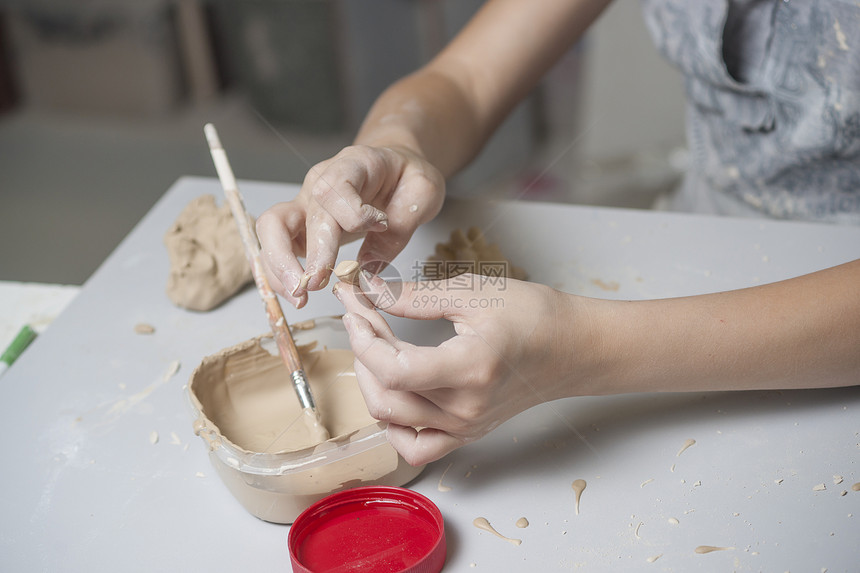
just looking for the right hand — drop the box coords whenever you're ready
[255,144,445,307]
[332,274,588,466]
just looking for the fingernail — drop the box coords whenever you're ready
[332,282,342,301]
[291,271,312,296]
[341,312,354,332]
[360,269,378,287]
[318,273,330,289]
[361,204,388,227]
[283,271,300,296]
[359,257,385,275]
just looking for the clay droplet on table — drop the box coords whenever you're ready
[437,462,453,492]
[677,438,696,457]
[695,546,732,554]
[572,479,587,515]
[473,517,521,546]
[134,323,155,334]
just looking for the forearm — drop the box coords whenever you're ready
[354,68,487,178]
[354,0,613,178]
[571,259,860,395]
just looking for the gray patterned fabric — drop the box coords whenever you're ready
[642,0,860,224]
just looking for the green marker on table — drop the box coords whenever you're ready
[0,325,38,378]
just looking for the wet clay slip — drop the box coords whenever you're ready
[188,317,424,523]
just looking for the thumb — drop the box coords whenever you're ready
[373,278,470,321]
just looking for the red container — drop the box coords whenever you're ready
[288,486,446,573]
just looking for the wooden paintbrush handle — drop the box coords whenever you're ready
[204,124,303,375]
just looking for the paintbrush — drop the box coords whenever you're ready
[204,123,329,442]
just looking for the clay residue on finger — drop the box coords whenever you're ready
[425,227,528,281]
[333,260,361,285]
[290,272,312,296]
[164,194,252,311]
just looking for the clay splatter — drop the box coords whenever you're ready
[134,323,155,335]
[695,546,732,554]
[572,479,587,515]
[591,278,620,292]
[473,517,521,547]
[677,438,696,457]
[437,462,454,492]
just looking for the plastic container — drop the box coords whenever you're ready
[288,486,446,573]
[187,316,424,524]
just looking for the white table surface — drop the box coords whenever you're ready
[0,281,80,353]
[1,176,858,572]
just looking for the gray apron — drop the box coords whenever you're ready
[642,0,860,224]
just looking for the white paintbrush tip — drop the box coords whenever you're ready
[203,123,222,150]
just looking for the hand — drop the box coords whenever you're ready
[255,145,444,308]
[333,273,588,466]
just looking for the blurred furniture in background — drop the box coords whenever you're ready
[0,0,685,285]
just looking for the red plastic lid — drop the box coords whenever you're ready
[288,486,446,573]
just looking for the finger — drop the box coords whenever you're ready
[334,283,397,344]
[255,203,309,303]
[352,358,449,429]
[356,170,443,271]
[299,209,343,294]
[341,311,476,392]
[309,148,391,234]
[386,423,467,466]
[356,225,409,275]
[376,280,470,321]
[261,257,307,309]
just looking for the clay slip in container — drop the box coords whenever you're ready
[187,316,424,523]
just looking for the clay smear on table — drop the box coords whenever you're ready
[677,438,696,457]
[437,462,454,492]
[473,517,522,546]
[572,479,587,515]
[134,323,155,335]
[164,194,252,311]
[425,227,528,280]
[695,545,732,554]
